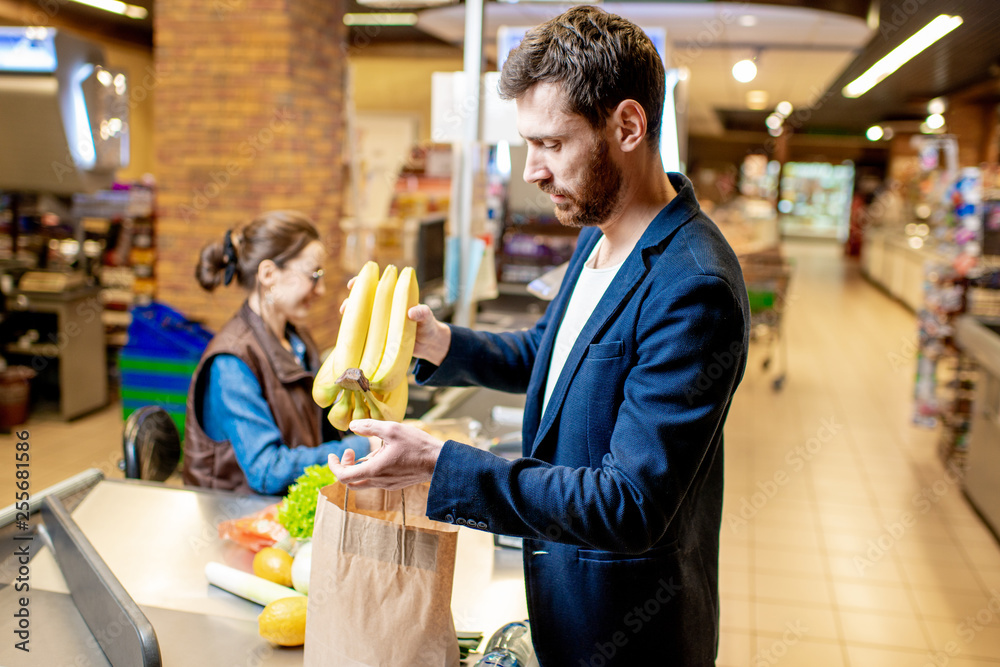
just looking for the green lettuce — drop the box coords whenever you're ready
[277,464,337,539]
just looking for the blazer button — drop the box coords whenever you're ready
[456,518,467,526]
[477,521,488,530]
[445,514,455,523]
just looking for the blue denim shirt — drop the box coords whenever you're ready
[202,332,369,495]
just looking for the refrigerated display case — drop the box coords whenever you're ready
[777,161,855,241]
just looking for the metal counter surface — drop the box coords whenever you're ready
[0,478,527,666]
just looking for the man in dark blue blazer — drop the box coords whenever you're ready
[331,6,750,665]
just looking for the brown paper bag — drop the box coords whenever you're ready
[303,481,461,667]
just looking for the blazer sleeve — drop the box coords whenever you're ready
[425,273,748,553]
[414,227,599,393]
[412,308,552,394]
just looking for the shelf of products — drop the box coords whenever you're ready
[497,213,578,286]
[936,350,977,473]
[492,143,579,291]
[71,183,157,349]
[2,286,108,420]
[898,140,1000,473]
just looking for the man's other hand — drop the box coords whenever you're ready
[408,304,451,366]
[339,279,451,366]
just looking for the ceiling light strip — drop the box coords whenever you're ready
[344,12,419,27]
[69,0,148,19]
[842,14,963,99]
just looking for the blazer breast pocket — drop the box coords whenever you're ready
[587,340,624,360]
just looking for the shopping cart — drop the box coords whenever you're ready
[739,247,793,391]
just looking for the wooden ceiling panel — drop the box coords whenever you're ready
[807,0,1000,132]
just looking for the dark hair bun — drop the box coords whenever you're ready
[195,239,228,292]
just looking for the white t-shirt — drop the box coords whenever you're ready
[541,237,623,418]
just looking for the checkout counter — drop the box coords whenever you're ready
[0,387,529,665]
[958,316,1000,537]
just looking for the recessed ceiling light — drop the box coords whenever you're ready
[765,113,784,130]
[775,101,793,117]
[866,125,884,141]
[927,97,946,115]
[732,59,757,83]
[926,113,945,130]
[738,15,757,27]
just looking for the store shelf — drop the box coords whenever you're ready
[5,342,60,358]
[496,282,532,297]
[497,220,578,287]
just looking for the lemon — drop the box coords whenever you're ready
[253,547,294,588]
[258,596,307,646]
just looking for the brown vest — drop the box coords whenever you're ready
[183,302,324,493]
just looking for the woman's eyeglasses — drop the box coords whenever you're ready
[291,267,325,286]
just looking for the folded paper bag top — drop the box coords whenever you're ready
[303,481,461,667]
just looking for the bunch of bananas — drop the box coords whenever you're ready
[312,261,419,429]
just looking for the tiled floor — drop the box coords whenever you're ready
[3,239,1000,666]
[718,240,1000,666]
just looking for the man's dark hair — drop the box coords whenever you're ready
[498,5,666,147]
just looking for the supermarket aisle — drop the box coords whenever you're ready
[718,239,1000,667]
[6,239,1000,666]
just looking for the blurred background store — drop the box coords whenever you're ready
[2,0,1000,664]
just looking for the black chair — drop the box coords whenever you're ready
[122,406,181,482]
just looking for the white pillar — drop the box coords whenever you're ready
[454,0,485,328]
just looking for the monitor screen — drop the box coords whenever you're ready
[416,216,446,288]
[0,28,57,73]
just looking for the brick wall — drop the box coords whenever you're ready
[946,102,993,168]
[154,0,346,347]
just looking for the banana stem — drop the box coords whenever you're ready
[336,368,383,419]
[336,367,370,393]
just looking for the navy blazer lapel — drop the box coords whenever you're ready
[528,250,647,457]
[526,173,703,457]
[520,229,601,454]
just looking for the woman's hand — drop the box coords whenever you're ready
[339,276,451,366]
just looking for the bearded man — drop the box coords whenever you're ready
[330,6,750,665]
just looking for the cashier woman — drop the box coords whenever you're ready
[182,210,371,494]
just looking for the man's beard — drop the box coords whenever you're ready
[541,136,623,228]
